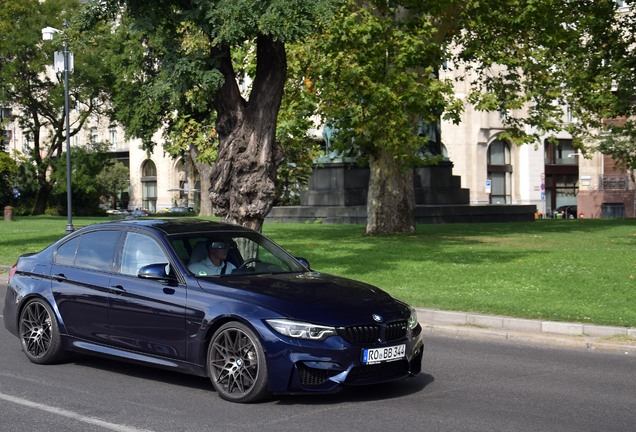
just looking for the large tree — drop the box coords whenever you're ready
[95,158,131,210]
[309,0,636,234]
[85,0,335,231]
[0,0,115,215]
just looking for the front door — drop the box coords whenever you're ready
[107,231,186,359]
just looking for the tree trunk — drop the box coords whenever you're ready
[191,147,214,216]
[31,179,52,216]
[209,36,285,232]
[366,149,415,235]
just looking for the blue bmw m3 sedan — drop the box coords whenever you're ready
[3,219,424,402]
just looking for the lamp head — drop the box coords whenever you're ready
[41,27,59,41]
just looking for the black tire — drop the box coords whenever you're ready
[207,322,269,403]
[19,298,66,364]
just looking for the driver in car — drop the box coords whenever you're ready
[188,241,236,276]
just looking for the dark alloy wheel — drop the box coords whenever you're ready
[19,299,66,364]
[208,322,269,403]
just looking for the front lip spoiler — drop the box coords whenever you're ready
[328,369,350,384]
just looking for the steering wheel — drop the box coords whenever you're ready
[237,258,259,269]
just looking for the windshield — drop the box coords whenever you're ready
[170,231,308,277]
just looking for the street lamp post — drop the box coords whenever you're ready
[42,21,74,234]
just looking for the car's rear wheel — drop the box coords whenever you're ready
[19,298,66,364]
[207,322,269,403]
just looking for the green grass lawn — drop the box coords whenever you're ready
[1,216,635,327]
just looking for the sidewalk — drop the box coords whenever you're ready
[1,268,634,355]
[416,308,636,355]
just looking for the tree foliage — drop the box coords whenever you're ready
[308,1,464,233]
[597,122,636,181]
[49,142,121,215]
[454,0,636,147]
[95,158,130,210]
[307,0,636,233]
[274,42,323,206]
[0,151,19,208]
[0,0,116,215]
[81,0,336,230]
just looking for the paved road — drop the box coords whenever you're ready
[1,280,635,432]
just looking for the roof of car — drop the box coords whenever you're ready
[91,218,255,236]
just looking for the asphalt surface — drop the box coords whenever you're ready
[1,268,634,355]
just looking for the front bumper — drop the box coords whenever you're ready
[263,323,424,394]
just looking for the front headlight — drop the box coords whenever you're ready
[266,319,336,341]
[407,306,419,330]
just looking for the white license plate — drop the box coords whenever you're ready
[362,344,406,364]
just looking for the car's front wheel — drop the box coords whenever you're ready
[19,298,66,364]
[207,322,269,403]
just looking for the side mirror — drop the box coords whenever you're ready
[295,257,311,270]
[138,263,177,281]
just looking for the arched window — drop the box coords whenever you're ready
[141,160,157,212]
[487,139,512,204]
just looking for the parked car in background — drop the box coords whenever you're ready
[555,205,577,219]
[3,219,424,403]
[130,209,149,217]
[106,209,129,215]
[169,206,195,213]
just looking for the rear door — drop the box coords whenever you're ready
[51,230,120,345]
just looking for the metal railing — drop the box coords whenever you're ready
[600,175,629,190]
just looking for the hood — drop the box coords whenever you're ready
[197,272,409,326]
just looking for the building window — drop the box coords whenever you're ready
[1,129,11,151]
[0,107,11,120]
[22,132,32,154]
[141,160,157,213]
[487,139,512,204]
[545,139,578,165]
[602,203,624,218]
[142,159,157,177]
[109,127,117,149]
[90,127,98,145]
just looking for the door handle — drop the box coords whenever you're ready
[53,273,68,282]
[110,284,127,293]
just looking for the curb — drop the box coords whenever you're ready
[416,308,636,355]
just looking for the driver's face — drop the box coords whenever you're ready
[211,248,228,259]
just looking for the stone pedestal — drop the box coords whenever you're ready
[269,161,535,224]
[300,163,369,206]
[299,161,469,207]
[413,161,470,205]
